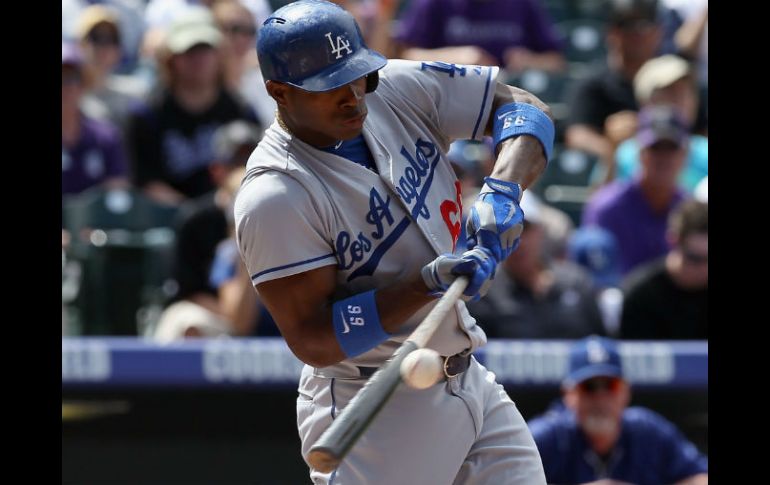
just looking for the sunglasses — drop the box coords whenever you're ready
[578,377,622,394]
[87,32,120,46]
[223,24,257,37]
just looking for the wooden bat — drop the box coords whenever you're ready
[307,276,470,473]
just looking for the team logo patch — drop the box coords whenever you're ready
[325,32,352,59]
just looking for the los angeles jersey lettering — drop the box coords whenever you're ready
[235,60,499,364]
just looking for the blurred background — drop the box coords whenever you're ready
[62,0,707,483]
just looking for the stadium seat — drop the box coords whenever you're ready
[62,187,178,336]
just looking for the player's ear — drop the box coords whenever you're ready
[266,81,289,107]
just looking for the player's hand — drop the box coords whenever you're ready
[466,177,524,262]
[421,247,497,302]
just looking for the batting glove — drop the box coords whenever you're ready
[466,177,525,262]
[421,247,497,302]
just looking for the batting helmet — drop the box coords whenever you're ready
[257,0,387,93]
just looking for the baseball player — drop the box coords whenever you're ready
[234,1,553,483]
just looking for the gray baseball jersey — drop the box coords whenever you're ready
[235,59,546,484]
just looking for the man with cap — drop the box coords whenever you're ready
[582,105,689,275]
[528,335,708,484]
[609,54,707,193]
[565,0,665,183]
[126,7,260,205]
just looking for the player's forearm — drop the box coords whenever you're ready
[270,267,435,367]
[489,136,547,190]
[281,276,435,368]
[485,82,552,189]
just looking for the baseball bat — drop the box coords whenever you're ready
[307,276,470,473]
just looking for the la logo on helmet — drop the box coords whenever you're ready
[325,32,352,59]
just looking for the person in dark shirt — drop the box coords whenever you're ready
[620,198,707,339]
[153,120,262,342]
[127,8,259,205]
[528,336,708,484]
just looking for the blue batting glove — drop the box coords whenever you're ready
[466,177,525,262]
[421,247,497,302]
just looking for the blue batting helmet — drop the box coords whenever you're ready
[257,0,387,92]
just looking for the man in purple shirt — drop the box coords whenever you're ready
[62,41,129,197]
[394,0,565,73]
[581,105,688,275]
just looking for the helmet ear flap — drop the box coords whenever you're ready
[365,71,379,93]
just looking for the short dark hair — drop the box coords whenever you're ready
[669,199,708,241]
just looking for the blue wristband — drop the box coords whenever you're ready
[492,102,554,162]
[332,290,389,358]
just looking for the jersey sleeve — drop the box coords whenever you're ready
[234,171,337,286]
[379,59,500,142]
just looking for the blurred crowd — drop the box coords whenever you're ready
[62,0,707,345]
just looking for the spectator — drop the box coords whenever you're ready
[564,0,664,182]
[62,41,130,199]
[127,7,260,205]
[528,336,708,484]
[466,192,605,339]
[394,0,565,73]
[620,199,707,340]
[212,0,276,127]
[582,105,688,275]
[609,54,707,193]
[76,5,149,132]
[154,120,262,342]
[568,226,624,336]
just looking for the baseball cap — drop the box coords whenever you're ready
[568,226,621,288]
[212,121,262,163]
[634,55,693,104]
[165,7,222,54]
[62,41,84,67]
[636,105,689,149]
[608,0,661,28]
[75,5,121,41]
[564,336,624,387]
